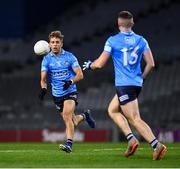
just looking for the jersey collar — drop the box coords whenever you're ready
[50,49,65,57]
[120,31,134,35]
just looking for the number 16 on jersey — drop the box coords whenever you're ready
[121,46,139,66]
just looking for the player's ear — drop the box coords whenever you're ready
[61,42,63,47]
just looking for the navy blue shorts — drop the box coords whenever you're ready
[116,86,142,105]
[53,92,78,112]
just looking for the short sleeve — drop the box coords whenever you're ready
[70,54,80,69]
[142,38,150,53]
[41,56,49,72]
[103,37,113,55]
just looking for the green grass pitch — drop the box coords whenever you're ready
[0,142,179,168]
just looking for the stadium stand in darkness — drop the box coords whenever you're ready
[0,0,180,136]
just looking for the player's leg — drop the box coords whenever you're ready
[72,113,84,126]
[63,92,84,127]
[121,99,156,142]
[52,95,74,153]
[108,94,139,157]
[108,94,133,135]
[73,110,96,128]
[121,99,167,160]
[62,100,75,140]
[59,99,75,153]
[62,92,95,128]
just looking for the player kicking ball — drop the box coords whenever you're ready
[39,31,96,153]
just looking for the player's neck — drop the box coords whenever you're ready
[119,27,132,32]
[53,49,63,56]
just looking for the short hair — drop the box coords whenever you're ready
[118,11,134,28]
[49,31,64,41]
[118,11,133,19]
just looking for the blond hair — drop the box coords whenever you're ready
[49,31,64,41]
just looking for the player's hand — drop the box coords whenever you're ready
[62,80,73,91]
[83,60,92,70]
[38,88,47,101]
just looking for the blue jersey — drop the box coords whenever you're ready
[41,49,80,97]
[104,31,150,87]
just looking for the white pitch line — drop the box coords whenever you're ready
[0,146,178,153]
[0,150,53,153]
[92,146,179,151]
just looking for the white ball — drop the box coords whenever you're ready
[34,40,50,55]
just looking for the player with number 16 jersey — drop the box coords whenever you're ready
[104,31,150,87]
[83,11,167,160]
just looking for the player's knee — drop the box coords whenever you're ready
[108,106,111,115]
[62,111,72,122]
[108,107,115,118]
[72,118,78,127]
[129,115,141,126]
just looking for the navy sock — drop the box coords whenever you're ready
[66,139,73,147]
[150,139,158,151]
[126,133,134,142]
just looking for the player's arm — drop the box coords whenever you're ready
[39,71,48,100]
[83,52,111,70]
[40,71,48,89]
[62,66,83,91]
[142,49,155,79]
[72,66,84,83]
[90,52,111,69]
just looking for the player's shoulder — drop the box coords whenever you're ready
[105,33,120,44]
[63,49,75,57]
[133,32,148,42]
[42,52,52,60]
[63,49,78,62]
[108,32,119,40]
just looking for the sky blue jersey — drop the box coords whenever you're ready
[104,31,150,87]
[41,49,80,97]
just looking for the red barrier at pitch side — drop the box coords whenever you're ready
[0,129,109,142]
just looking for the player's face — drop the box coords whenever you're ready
[49,37,63,55]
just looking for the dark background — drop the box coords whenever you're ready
[0,0,179,142]
[0,0,69,38]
